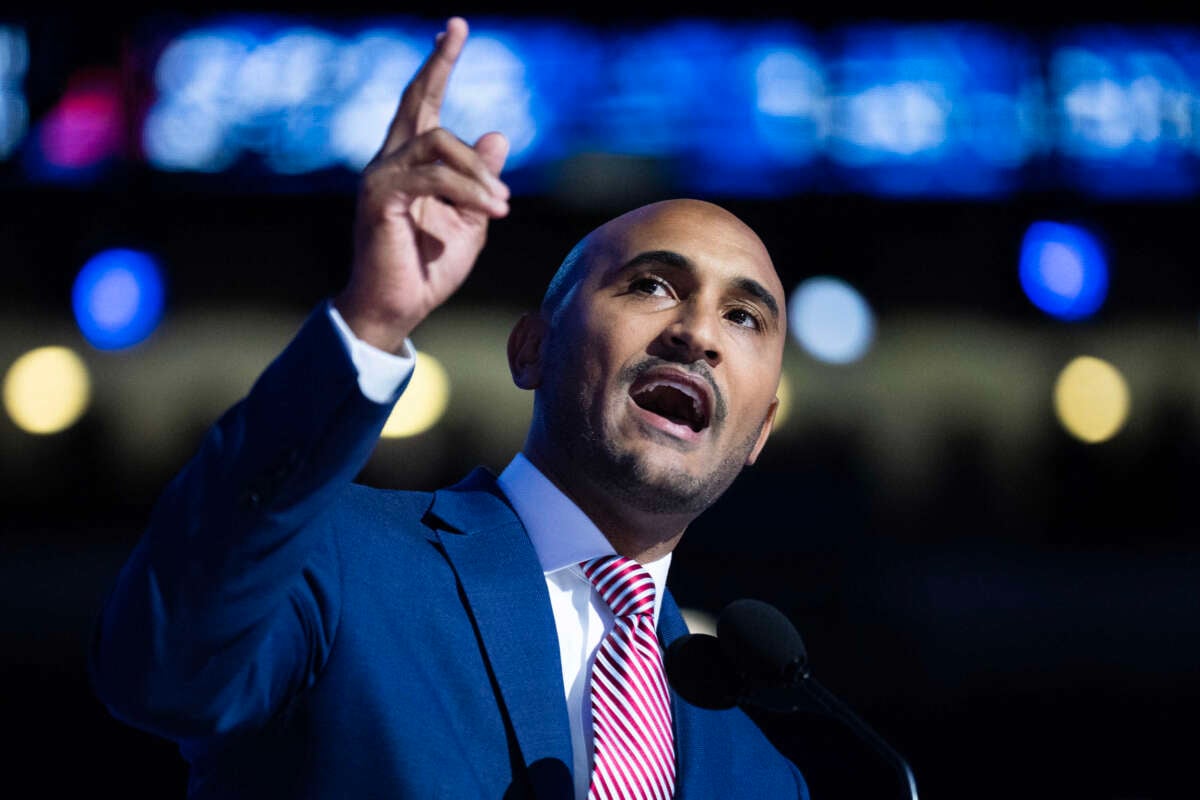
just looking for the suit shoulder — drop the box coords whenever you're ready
[340,482,434,525]
[345,480,433,512]
[325,482,437,545]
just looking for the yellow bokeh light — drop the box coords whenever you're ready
[381,352,450,438]
[3,346,92,435]
[772,372,792,430]
[1053,355,1131,444]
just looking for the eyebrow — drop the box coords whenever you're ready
[618,249,781,323]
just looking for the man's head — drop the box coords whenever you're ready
[508,199,787,546]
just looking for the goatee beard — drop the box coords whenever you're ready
[563,418,758,518]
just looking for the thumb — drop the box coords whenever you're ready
[474,131,510,177]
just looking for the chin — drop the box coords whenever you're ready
[600,445,735,518]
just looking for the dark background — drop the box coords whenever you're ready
[3,3,1198,799]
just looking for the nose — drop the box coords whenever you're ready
[654,305,721,367]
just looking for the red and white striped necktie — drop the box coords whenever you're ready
[581,555,676,800]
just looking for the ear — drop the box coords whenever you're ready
[745,396,780,466]
[507,312,546,390]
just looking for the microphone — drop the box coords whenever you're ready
[665,599,919,800]
[659,627,740,710]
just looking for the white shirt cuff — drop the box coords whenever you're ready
[326,302,416,404]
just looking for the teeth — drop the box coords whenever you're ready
[639,379,704,420]
[642,379,700,409]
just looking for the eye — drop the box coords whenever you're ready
[726,306,762,330]
[629,275,670,296]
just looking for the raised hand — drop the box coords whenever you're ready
[334,17,511,354]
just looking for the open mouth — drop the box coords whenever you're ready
[629,370,712,433]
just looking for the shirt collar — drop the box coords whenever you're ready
[497,452,672,596]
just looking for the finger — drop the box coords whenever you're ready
[419,128,510,199]
[474,131,510,178]
[381,128,509,202]
[379,16,469,156]
[403,163,510,216]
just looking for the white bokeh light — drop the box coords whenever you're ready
[788,276,876,364]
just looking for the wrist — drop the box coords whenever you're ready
[332,292,417,355]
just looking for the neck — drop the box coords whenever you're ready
[522,448,692,563]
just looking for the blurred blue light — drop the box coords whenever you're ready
[701,24,827,195]
[752,45,828,164]
[1050,26,1200,197]
[125,16,1200,199]
[1019,221,1108,320]
[328,30,426,170]
[0,26,29,160]
[143,27,255,171]
[141,16,569,182]
[788,276,875,364]
[583,21,828,196]
[592,21,732,159]
[72,249,166,350]
[439,27,545,171]
[825,22,1043,197]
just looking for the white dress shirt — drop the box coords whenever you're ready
[497,453,671,800]
[327,303,673,800]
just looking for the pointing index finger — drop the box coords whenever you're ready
[381,16,469,155]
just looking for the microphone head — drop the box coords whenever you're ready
[716,598,807,686]
[663,633,740,710]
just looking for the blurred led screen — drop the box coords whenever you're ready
[137,16,589,187]
[9,16,1200,198]
[823,23,1042,197]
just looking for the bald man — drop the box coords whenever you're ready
[89,17,808,800]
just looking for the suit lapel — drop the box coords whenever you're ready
[427,469,574,797]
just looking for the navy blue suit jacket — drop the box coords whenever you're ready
[88,305,809,799]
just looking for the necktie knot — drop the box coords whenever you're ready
[580,555,656,619]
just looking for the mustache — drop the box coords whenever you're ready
[621,357,727,424]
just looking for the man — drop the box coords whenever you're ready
[89,17,808,799]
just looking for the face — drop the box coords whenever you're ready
[517,199,786,518]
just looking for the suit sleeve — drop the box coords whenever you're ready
[87,303,401,743]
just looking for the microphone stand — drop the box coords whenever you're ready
[751,663,919,800]
[666,607,920,800]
